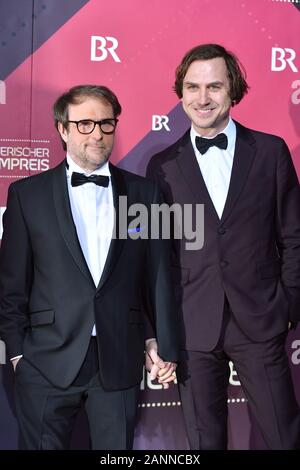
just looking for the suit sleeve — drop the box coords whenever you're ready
[145,181,179,362]
[0,184,33,358]
[276,140,300,324]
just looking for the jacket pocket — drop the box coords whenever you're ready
[29,309,55,327]
[257,259,281,279]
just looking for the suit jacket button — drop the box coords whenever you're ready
[220,260,228,268]
[218,227,226,235]
[95,292,101,299]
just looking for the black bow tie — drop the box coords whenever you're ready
[195,133,228,155]
[71,172,109,187]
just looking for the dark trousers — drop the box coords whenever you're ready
[178,307,300,450]
[14,338,139,450]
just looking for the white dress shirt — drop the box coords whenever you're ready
[66,155,114,335]
[191,118,236,219]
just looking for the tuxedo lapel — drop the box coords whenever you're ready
[97,163,126,291]
[176,131,220,225]
[52,162,94,285]
[221,121,256,224]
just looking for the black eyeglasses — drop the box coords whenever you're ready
[67,119,118,135]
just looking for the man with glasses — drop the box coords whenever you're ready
[0,85,178,450]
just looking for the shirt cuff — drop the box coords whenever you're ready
[10,355,23,361]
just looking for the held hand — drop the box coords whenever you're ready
[155,362,177,389]
[145,339,165,380]
[145,338,177,389]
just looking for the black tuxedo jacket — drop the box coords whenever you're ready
[0,161,178,389]
[147,121,300,351]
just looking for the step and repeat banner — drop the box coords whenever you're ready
[0,0,300,450]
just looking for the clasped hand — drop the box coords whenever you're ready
[145,339,177,389]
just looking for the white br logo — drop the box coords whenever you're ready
[152,115,170,131]
[0,80,6,104]
[91,36,121,62]
[271,47,298,72]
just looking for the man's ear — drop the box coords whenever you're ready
[58,122,68,144]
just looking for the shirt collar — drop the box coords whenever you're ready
[190,117,236,156]
[66,154,111,177]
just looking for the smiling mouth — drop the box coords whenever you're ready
[195,108,215,114]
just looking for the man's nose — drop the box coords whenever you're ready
[91,122,104,139]
[197,88,210,105]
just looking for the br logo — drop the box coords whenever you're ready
[152,115,170,131]
[271,47,298,72]
[0,80,6,104]
[91,36,121,62]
